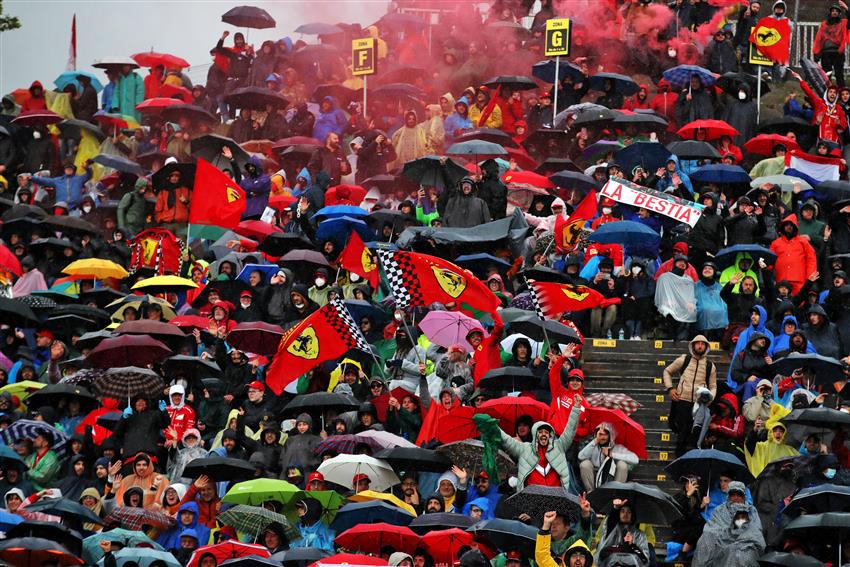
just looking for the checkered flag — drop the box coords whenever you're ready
[327,296,372,353]
[526,279,547,320]
[377,249,415,308]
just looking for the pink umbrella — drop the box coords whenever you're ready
[419,310,487,353]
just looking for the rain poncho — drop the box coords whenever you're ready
[655,156,694,197]
[692,502,764,567]
[462,495,494,520]
[718,253,761,295]
[290,498,335,551]
[595,507,650,567]
[744,405,799,477]
[655,271,697,323]
[769,316,817,356]
[694,278,728,331]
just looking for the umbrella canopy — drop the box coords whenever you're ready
[191,134,250,170]
[330,501,415,533]
[95,367,164,400]
[334,522,419,554]
[408,513,475,535]
[436,440,517,480]
[744,133,800,156]
[588,220,660,248]
[294,22,343,35]
[665,448,753,484]
[500,485,583,526]
[223,478,304,506]
[758,551,824,567]
[456,128,518,148]
[469,518,536,554]
[0,297,39,327]
[769,354,844,386]
[401,156,468,186]
[689,164,751,184]
[104,506,175,531]
[667,140,721,160]
[25,383,97,413]
[477,368,541,392]
[614,141,672,174]
[372,447,451,474]
[57,118,106,142]
[585,407,647,459]
[717,71,771,98]
[532,59,584,83]
[678,119,739,140]
[612,112,668,129]
[136,97,184,113]
[132,276,199,295]
[161,104,217,126]
[0,243,21,276]
[548,170,597,192]
[0,420,68,456]
[92,56,138,69]
[272,547,332,567]
[282,392,360,418]
[162,355,222,379]
[419,310,486,352]
[227,321,286,355]
[222,5,276,28]
[317,454,400,492]
[12,109,63,127]
[97,549,180,567]
[584,393,641,415]
[483,75,538,91]
[88,334,171,368]
[781,406,850,428]
[714,244,776,268]
[63,258,128,280]
[91,154,146,176]
[371,83,426,99]
[132,51,189,69]
[784,483,850,517]
[188,542,270,567]
[662,64,716,88]
[751,174,811,192]
[588,73,640,95]
[217,505,300,540]
[259,233,315,256]
[586,481,681,524]
[446,140,508,159]
[225,86,289,110]
[25,497,103,525]
[0,537,82,567]
[506,313,582,345]
[421,529,478,563]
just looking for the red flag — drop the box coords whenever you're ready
[189,159,246,233]
[528,280,605,317]
[337,232,379,289]
[67,14,77,71]
[554,189,597,253]
[750,18,791,65]
[265,297,371,395]
[378,250,500,314]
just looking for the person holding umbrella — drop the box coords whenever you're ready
[692,481,764,567]
[594,498,651,567]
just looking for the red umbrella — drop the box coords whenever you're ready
[87,334,172,368]
[325,185,367,206]
[187,541,270,567]
[104,506,175,530]
[371,387,422,422]
[268,193,297,212]
[421,529,477,563]
[504,147,538,170]
[479,396,552,434]
[435,406,479,444]
[585,407,647,459]
[227,321,285,355]
[158,83,193,102]
[501,170,554,189]
[272,136,322,151]
[241,139,275,154]
[11,109,63,127]
[115,319,187,338]
[334,523,420,554]
[169,314,212,332]
[0,245,22,277]
[743,133,801,156]
[132,51,190,69]
[677,119,739,141]
[136,97,183,114]
[313,553,388,567]
[93,112,136,130]
[236,220,282,243]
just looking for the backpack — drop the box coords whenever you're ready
[680,353,714,385]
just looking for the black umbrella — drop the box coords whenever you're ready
[665,448,753,484]
[478,367,540,391]
[225,87,289,110]
[758,551,825,567]
[532,59,585,83]
[716,72,771,98]
[79,288,127,308]
[25,497,104,525]
[271,548,333,567]
[500,485,583,526]
[483,75,538,91]
[815,180,850,199]
[769,353,844,386]
[589,73,640,95]
[161,104,217,126]
[587,481,682,524]
[409,513,475,535]
[51,304,111,325]
[667,140,721,160]
[371,83,426,99]
[1,204,47,222]
[44,314,97,338]
[292,44,343,65]
[281,392,360,418]
[372,447,451,473]
[549,170,596,192]
[162,355,222,379]
[294,22,343,35]
[614,141,672,174]
[613,112,668,129]
[367,209,420,232]
[152,161,196,191]
[92,153,145,176]
[13,294,57,312]
[221,5,276,29]
[311,84,359,107]
[535,157,581,175]
[435,440,516,480]
[522,129,571,152]
[506,313,582,344]
[401,156,468,187]
[784,512,850,565]
[0,297,38,327]
[25,383,98,412]
[183,455,255,481]
[569,107,617,128]
[784,484,850,516]
[45,215,99,236]
[781,407,850,429]
[455,128,518,149]
[57,119,105,142]
[378,66,428,86]
[191,134,250,170]
[518,266,571,284]
[467,518,538,554]
[757,116,815,137]
[7,521,82,557]
[258,233,316,256]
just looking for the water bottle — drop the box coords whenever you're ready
[618,329,625,341]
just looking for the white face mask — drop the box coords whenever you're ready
[734,519,747,528]
[632,266,642,275]
[668,49,677,58]
[33,131,42,140]
[293,301,305,309]
[240,300,251,309]
[602,207,612,215]
[738,91,747,100]
[82,205,92,213]
[314,277,326,288]
[350,273,361,282]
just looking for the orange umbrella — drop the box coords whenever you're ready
[132,51,190,69]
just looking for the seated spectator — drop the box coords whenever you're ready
[594,498,650,567]
[578,422,638,491]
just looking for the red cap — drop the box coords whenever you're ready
[308,472,324,483]
[475,471,489,480]
[247,380,265,392]
[36,330,54,340]
[505,551,522,561]
[353,473,371,484]
[240,290,253,298]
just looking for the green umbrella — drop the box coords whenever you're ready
[217,505,301,540]
[223,478,305,506]
[82,528,163,564]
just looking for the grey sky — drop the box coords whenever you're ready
[1,0,389,95]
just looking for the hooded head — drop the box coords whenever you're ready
[169,384,186,409]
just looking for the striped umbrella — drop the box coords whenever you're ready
[0,420,69,455]
[105,507,175,531]
[217,505,300,540]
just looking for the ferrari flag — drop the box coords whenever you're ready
[338,232,379,288]
[554,189,597,253]
[750,17,791,65]
[528,280,605,318]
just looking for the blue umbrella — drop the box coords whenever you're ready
[236,263,277,285]
[531,59,584,84]
[0,509,22,532]
[714,244,776,269]
[344,299,390,326]
[313,205,369,220]
[92,154,146,177]
[95,548,179,567]
[54,70,104,93]
[662,65,716,89]
[330,501,414,532]
[549,170,596,191]
[588,221,660,247]
[316,216,375,248]
[690,164,751,184]
[665,448,753,484]
[614,142,672,174]
[454,253,512,275]
[588,73,640,96]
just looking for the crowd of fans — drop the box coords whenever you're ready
[2,0,850,566]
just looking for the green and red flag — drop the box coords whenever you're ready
[188,159,246,239]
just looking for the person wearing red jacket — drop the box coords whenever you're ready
[649,80,679,132]
[655,242,699,282]
[706,393,744,449]
[791,70,846,143]
[21,81,48,112]
[468,313,504,385]
[623,84,651,110]
[164,384,196,448]
[770,214,817,294]
[497,90,524,134]
[548,346,590,439]
[178,474,221,528]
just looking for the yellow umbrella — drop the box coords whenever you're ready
[132,275,198,293]
[347,490,417,516]
[63,259,129,280]
[108,295,177,321]
[0,381,45,412]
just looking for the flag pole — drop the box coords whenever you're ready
[524,276,552,350]
[400,312,424,364]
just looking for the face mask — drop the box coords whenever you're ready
[602,207,612,215]
[82,205,92,213]
[350,273,360,282]
[824,468,837,479]
[632,266,642,275]
[33,131,42,140]
[668,49,677,58]
[314,278,326,288]
[240,300,251,309]
[734,519,747,528]
[293,301,305,309]
[738,91,747,100]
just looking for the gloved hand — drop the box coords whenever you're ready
[159,400,167,411]
[123,406,133,418]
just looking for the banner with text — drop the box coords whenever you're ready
[600,178,704,227]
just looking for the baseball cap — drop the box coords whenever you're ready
[505,551,522,561]
[36,330,54,340]
[307,472,324,483]
[353,473,371,484]
[247,381,265,392]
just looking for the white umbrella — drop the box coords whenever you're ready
[317,454,400,492]
[500,333,544,360]
[355,430,417,450]
[750,174,812,192]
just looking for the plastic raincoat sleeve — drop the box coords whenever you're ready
[654,272,697,322]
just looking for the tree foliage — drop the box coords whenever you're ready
[0,1,21,32]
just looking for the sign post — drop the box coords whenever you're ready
[749,27,773,124]
[545,18,572,117]
[352,38,377,120]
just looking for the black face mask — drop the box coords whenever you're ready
[672,267,686,277]
[700,275,715,285]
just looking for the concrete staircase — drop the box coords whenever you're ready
[580,339,731,566]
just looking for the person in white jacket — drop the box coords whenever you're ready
[523,197,568,233]
[578,422,639,491]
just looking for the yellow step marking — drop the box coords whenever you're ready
[592,339,616,347]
